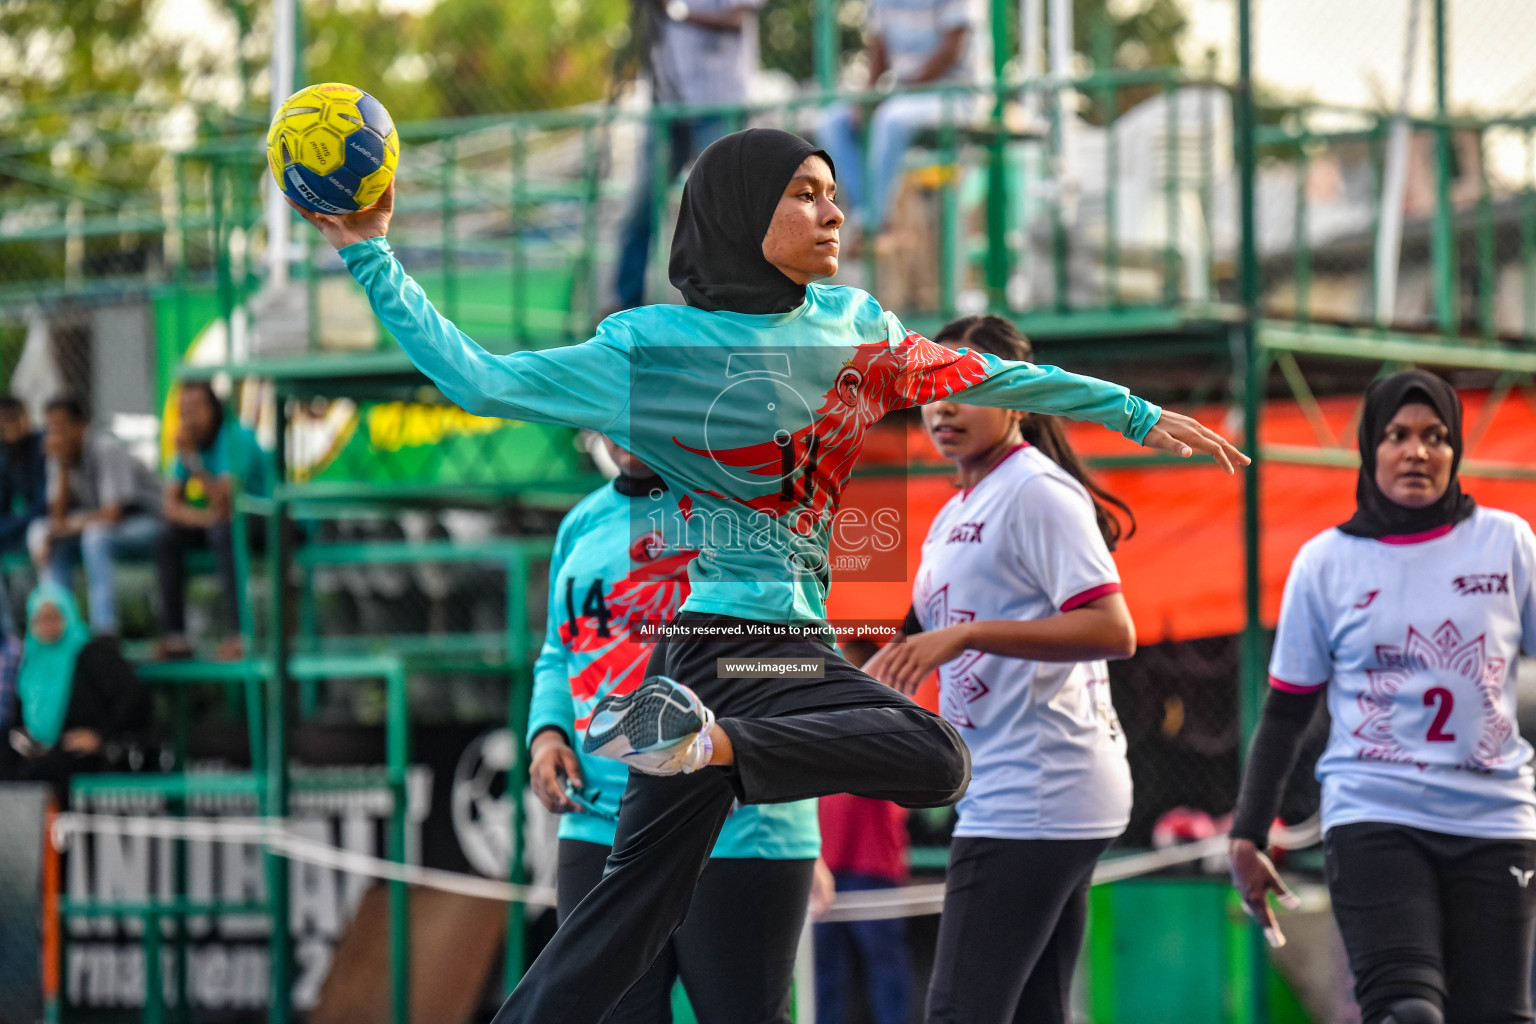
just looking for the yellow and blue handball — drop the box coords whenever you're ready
[267,83,399,214]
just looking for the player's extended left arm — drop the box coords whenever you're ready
[938,354,1247,474]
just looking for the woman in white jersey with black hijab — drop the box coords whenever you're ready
[1230,370,1536,1024]
[864,315,1138,1024]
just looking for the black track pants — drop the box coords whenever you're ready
[1325,821,1536,1024]
[494,614,971,1024]
[925,836,1111,1024]
[556,839,815,1024]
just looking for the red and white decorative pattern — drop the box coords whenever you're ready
[924,583,987,728]
[1354,619,1510,772]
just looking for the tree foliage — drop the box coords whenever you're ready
[302,0,630,121]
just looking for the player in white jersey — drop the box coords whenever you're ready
[863,316,1138,1024]
[1230,370,1536,1024]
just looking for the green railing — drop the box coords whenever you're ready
[183,69,1241,350]
[1256,104,1536,342]
[7,72,1535,361]
[58,655,412,1024]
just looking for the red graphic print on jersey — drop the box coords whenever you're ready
[567,547,697,728]
[674,332,992,533]
[1354,619,1511,772]
[925,583,988,728]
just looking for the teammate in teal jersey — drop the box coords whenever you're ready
[290,127,1245,1024]
[527,435,819,1021]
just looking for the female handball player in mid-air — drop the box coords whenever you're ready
[1231,371,1536,1024]
[290,126,1245,1024]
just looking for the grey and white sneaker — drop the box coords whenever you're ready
[583,676,716,776]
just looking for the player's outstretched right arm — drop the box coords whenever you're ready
[289,183,630,433]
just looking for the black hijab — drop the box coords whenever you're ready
[667,128,834,315]
[1338,369,1477,539]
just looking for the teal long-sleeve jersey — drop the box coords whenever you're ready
[527,477,819,855]
[340,237,1161,629]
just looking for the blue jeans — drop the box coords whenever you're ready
[28,513,159,633]
[614,115,728,309]
[818,94,959,231]
[814,873,914,1024]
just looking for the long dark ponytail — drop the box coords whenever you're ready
[932,315,1136,551]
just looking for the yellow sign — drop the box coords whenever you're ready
[366,402,507,453]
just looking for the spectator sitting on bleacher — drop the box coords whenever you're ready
[155,382,267,661]
[814,793,915,1024]
[1,583,147,799]
[0,396,46,634]
[27,396,162,636]
[818,0,984,253]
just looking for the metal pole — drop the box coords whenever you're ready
[214,161,235,356]
[1294,130,1311,324]
[1098,20,1120,308]
[1236,0,1262,786]
[1047,0,1073,311]
[503,554,530,991]
[985,0,1010,306]
[1163,79,1180,305]
[175,157,190,356]
[813,0,838,98]
[1523,131,1535,344]
[1373,0,1422,327]
[1236,0,1269,1020]
[265,0,296,290]
[940,94,958,318]
[511,127,527,344]
[1020,0,1044,123]
[1432,0,1457,335]
[387,663,411,1024]
[1477,131,1494,340]
[442,135,458,321]
[265,397,291,1024]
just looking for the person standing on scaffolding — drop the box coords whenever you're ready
[613,0,767,311]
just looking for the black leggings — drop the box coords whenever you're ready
[556,840,814,1024]
[1325,822,1536,1024]
[495,614,970,1024]
[925,836,1111,1024]
[157,520,239,633]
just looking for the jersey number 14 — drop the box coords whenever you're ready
[566,578,612,639]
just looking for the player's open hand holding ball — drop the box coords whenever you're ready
[288,178,395,251]
[268,82,397,250]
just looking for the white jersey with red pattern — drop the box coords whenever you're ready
[913,444,1132,840]
[1270,507,1536,839]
